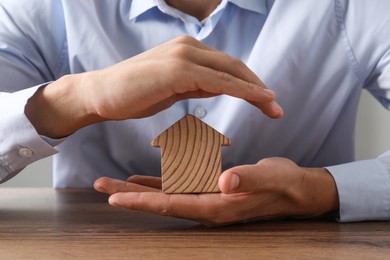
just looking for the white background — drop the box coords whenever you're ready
[2,91,390,187]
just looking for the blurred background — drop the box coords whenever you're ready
[2,91,390,187]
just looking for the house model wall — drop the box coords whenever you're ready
[151,115,231,193]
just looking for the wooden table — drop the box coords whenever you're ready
[0,189,389,259]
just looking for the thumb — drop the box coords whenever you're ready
[218,165,262,194]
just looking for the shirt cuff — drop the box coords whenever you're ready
[326,159,390,222]
[0,84,60,182]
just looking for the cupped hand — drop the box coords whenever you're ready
[94,158,339,226]
[81,36,283,120]
[26,36,283,139]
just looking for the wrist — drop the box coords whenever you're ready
[296,167,340,218]
[25,74,103,138]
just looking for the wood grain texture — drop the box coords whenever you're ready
[152,115,230,193]
[1,189,390,260]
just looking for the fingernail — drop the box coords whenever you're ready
[108,196,118,206]
[271,101,284,117]
[229,173,240,191]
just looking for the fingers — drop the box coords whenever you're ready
[189,47,263,87]
[248,100,284,119]
[165,36,284,118]
[108,192,221,222]
[88,35,283,121]
[219,165,262,194]
[187,65,283,118]
[165,35,216,51]
[127,175,162,189]
[107,189,267,225]
[94,177,159,195]
[219,158,302,194]
[218,162,277,194]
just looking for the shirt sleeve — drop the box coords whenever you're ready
[0,86,60,183]
[0,1,68,183]
[325,26,390,223]
[326,158,390,222]
[327,0,390,222]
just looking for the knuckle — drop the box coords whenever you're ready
[173,35,196,44]
[157,196,174,217]
[159,208,172,217]
[245,81,254,93]
[127,175,140,181]
[233,57,246,68]
[256,157,275,167]
[171,43,193,58]
[216,70,234,82]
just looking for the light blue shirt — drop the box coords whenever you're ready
[0,0,390,222]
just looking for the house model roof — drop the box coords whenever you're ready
[152,114,230,193]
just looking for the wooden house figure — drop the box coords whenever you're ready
[151,114,231,193]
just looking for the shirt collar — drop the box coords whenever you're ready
[129,0,268,21]
[129,0,157,20]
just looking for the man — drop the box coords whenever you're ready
[0,0,389,225]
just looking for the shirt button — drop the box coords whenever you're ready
[18,147,33,158]
[194,107,206,118]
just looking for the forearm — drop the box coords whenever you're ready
[24,74,103,139]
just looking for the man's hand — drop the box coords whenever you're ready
[25,36,283,138]
[94,157,339,226]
